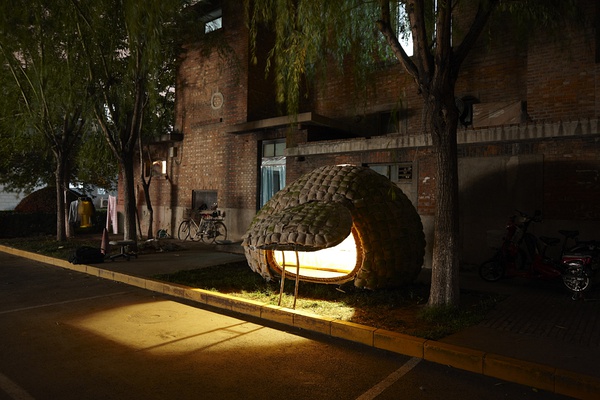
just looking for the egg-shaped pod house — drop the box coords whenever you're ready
[242,165,426,290]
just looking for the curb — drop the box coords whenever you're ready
[2,245,599,399]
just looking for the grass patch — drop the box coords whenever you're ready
[414,294,501,338]
[156,261,502,340]
[0,235,99,260]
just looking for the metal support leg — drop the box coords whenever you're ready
[292,249,300,309]
[278,251,286,306]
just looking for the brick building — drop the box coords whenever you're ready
[137,0,600,268]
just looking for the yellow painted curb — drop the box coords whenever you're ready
[162,281,193,299]
[144,278,167,294]
[204,290,236,310]
[484,353,555,393]
[555,368,600,400]
[184,288,208,304]
[228,296,265,318]
[122,274,148,290]
[424,340,484,374]
[260,304,295,326]
[331,320,376,346]
[293,310,334,336]
[374,329,426,358]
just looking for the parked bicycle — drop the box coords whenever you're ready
[479,210,598,297]
[561,232,599,295]
[178,204,228,244]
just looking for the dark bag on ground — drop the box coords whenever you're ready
[69,246,105,264]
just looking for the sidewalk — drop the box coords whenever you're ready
[441,270,600,376]
[2,239,599,399]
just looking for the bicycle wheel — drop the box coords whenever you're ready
[212,221,227,243]
[562,262,591,294]
[177,220,190,240]
[479,255,505,282]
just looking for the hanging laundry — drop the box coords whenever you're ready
[68,199,80,226]
[106,195,118,234]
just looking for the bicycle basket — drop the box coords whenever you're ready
[184,208,201,219]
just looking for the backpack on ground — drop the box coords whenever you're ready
[69,246,105,264]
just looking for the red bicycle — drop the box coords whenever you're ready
[479,210,596,296]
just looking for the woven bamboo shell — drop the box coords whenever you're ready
[242,164,425,289]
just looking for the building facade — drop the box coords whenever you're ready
[138,0,600,268]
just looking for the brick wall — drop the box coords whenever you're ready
[173,0,253,210]
[527,8,598,121]
[134,0,599,244]
[134,1,260,237]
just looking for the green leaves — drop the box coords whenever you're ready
[0,0,91,189]
[248,0,582,117]
[248,0,389,115]
[73,0,191,148]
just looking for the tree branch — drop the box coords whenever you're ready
[406,0,434,79]
[376,1,419,80]
[435,0,453,63]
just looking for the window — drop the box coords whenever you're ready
[370,163,413,182]
[262,140,285,158]
[204,9,222,33]
[193,190,217,210]
[260,139,286,208]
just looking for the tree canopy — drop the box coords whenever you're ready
[0,0,97,240]
[0,0,186,240]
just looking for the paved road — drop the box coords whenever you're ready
[0,253,571,399]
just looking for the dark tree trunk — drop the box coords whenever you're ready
[53,145,73,242]
[120,154,138,242]
[141,178,154,240]
[55,159,67,242]
[427,92,461,307]
[375,0,503,307]
[138,139,154,240]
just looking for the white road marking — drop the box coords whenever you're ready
[0,372,35,400]
[0,292,130,315]
[356,357,422,400]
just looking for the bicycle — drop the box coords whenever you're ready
[178,206,228,244]
[479,210,596,297]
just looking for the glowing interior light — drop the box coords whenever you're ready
[273,233,357,279]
